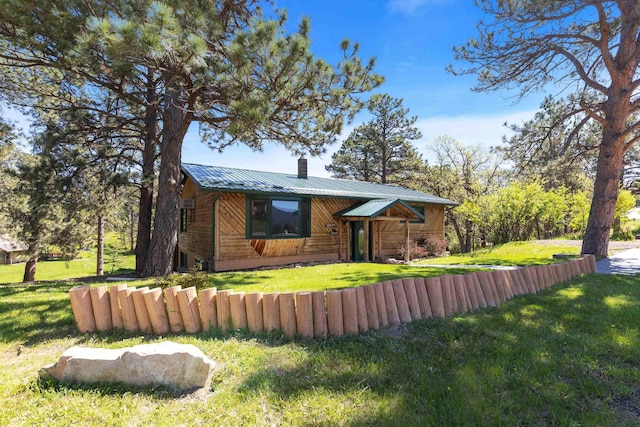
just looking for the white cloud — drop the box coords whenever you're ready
[416,110,538,158]
[182,111,539,178]
[386,0,450,14]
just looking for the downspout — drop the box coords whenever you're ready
[210,192,221,272]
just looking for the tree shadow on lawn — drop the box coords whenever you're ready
[234,275,640,425]
[0,282,78,345]
[331,266,477,288]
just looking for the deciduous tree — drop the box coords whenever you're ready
[421,136,504,252]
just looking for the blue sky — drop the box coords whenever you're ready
[183,0,546,176]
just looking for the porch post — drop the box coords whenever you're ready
[338,219,343,260]
[345,221,351,262]
[364,218,370,262]
[405,218,410,262]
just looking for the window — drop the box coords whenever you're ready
[411,205,425,224]
[247,197,311,239]
[180,208,188,233]
[178,251,188,271]
[400,204,425,224]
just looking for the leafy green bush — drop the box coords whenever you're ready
[155,268,213,291]
[611,227,635,241]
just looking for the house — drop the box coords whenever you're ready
[178,160,458,272]
[0,234,28,265]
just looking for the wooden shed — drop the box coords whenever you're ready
[178,160,458,272]
[0,234,28,265]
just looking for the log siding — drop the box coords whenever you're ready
[178,177,447,272]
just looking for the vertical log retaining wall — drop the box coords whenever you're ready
[69,255,596,338]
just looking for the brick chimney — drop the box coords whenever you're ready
[298,157,308,179]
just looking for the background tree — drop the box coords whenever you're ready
[451,1,640,257]
[477,182,570,245]
[501,96,597,193]
[6,121,95,282]
[0,116,19,235]
[612,189,636,237]
[0,0,382,276]
[420,136,505,252]
[326,94,422,184]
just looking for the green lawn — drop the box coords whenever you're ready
[2,272,640,425]
[208,262,474,293]
[0,251,135,284]
[417,240,581,266]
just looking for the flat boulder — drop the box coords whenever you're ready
[41,341,215,393]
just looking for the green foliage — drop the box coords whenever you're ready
[613,189,636,232]
[467,180,591,246]
[0,0,384,276]
[326,93,422,185]
[154,268,212,291]
[415,240,580,267]
[568,190,591,236]
[420,136,506,253]
[452,2,640,256]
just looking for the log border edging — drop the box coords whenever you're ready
[69,255,596,339]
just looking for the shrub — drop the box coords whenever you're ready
[399,237,448,260]
[155,268,213,291]
[612,227,635,241]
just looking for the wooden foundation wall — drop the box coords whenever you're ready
[70,255,596,339]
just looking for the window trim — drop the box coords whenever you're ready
[246,196,311,239]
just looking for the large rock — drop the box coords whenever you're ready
[41,341,215,393]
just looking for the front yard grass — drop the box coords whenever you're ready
[209,263,474,293]
[417,240,581,266]
[2,272,640,425]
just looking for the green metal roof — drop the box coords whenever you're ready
[334,199,425,219]
[182,163,459,206]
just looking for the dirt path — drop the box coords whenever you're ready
[536,239,640,253]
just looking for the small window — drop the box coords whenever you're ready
[411,205,425,224]
[401,204,425,224]
[247,197,311,239]
[178,251,188,271]
[180,209,188,233]
[251,200,268,237]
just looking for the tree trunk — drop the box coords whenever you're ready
[129,207,135,252]
[135,72,158,273]
[97,215,104,276]
[582,129,626,257]
[23,256,37,282]
[463,219,473,253]
[142,88,190,277]
[448,213,466,253]
[135,148,155,272]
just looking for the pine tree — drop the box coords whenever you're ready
[326,94,422,184]
[0,0,383,276]
[451,1,640,257]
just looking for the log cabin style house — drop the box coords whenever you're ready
[178,160,458,272]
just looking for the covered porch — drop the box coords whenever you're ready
[334,199,425,263]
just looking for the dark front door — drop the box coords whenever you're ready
[351,221,365,261]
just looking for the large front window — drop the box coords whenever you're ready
[247,197,311,239]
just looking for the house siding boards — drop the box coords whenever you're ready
[0,235,28,265]
[178,164,454,272]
